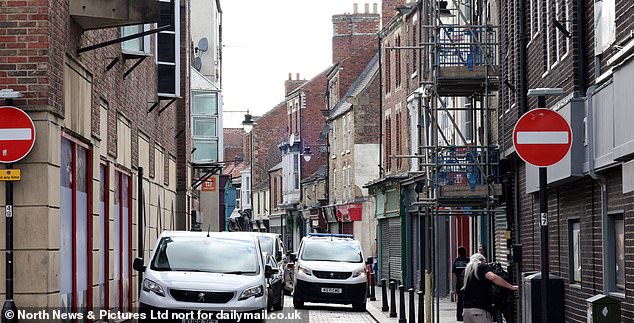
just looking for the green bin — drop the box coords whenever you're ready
[586,294,621,323]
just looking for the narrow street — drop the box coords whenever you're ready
[269,296,376,323]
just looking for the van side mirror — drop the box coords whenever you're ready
[265,264,273,278]
[366,257,373,265]
[275,250,283,262]
[289,253,297,262]
[133,257,146,272]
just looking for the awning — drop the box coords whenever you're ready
[336,203,363,222]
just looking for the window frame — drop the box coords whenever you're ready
[99,162,110,310]
[606,212,625,294]
[114,169,133,311]
[568,219,581,284]
[60,134,93,313]
[121,24,151,55]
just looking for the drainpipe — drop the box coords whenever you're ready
[378,33,384,177]
[585,84,608,292]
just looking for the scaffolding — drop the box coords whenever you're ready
[417,0,500,322]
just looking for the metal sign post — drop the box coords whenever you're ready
[515,88,568,323]
[0,101,35,323]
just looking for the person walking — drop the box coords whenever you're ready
[452,246,469,321]
[462,253,518,323]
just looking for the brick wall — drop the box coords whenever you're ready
[252,102,287,187]
[298,71,328,180]
[224,128,245,162]
[354,70,380,144]
[381,0,407,27]
[0,0,183,174]
[332,12,380,64]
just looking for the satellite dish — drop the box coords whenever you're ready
[194,57,202,71]
[198,38,209,52]
[289,133,295,143]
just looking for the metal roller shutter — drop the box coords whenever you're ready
[388,217,402,283]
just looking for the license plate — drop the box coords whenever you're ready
[182,319,217,323]
[321,287,342,293]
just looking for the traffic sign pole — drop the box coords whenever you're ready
[2,163,16,323]
[538,95,549,323]
[0,104,35,323]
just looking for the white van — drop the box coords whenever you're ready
[291,233,368,311]
[134,231,274,322]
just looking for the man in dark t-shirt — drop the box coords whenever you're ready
[462,253,518,323]
[452,247,469,321]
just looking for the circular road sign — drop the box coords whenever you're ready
[513,108,572,167]
[0,106,36,163]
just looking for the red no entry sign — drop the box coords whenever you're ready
[513,108,572,167]
[0,106,36,163]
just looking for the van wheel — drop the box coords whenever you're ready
[352,300,366,312]
[293,297,304,309]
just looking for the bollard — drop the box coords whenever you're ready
[417,290,424,323]
[370,273,376,301]
[408,288,415,323]
[381,279,389,311]
[399,285,407,323]
[389,280,397,317]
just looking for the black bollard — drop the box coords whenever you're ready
[389,280,397,317]
[370,275,376,301]
[417,290,424,323]
[408,288,415,323]
[381,279,389,311]
[398,285,406,323]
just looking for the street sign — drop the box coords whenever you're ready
[0,169,20,181]
[513,108,572,167]
[201,177,217,192]
[0,106,36,164]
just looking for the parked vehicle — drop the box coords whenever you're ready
[246,232,293,294]
[133,231,274,322]
[263,253,284,311]
[291,233,369,311]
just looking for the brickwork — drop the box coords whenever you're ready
[500,0,634,320]
[381,0,407,27]
[252,101,287,187]
[332,13,380,64]
[381,19,411,176]
[223,128,245,162]
[297,71,328,180]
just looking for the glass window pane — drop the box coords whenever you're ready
[75,146,88,309]
[193,117,217,137]
[60,138,73,311]
[572,222,581,282]
[121,25,144,52]
[615,218,625,290]
[193,140,218,162]
[193,92,218,115]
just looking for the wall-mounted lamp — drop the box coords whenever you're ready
[301,146,313,162]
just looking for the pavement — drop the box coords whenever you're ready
[366,285,460,323]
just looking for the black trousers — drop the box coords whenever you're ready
[457,289,464,320]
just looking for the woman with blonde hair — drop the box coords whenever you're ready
[461,253,518,323]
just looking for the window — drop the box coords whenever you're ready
[121,24,150,54]
[114,171,132,310]
[293,154,300,190]
[568,220,581,283]
[60,137,93,313]
[396,35,401,88]
[347,113,351,152]
[332,119,337,157]
[157,0,181,97]
[99,163,109,309]
[333,169,337,201]
[607,213,625,293]
[342,116,347,152]
[117,115,132,169]
[192,92,219,162]
[385,44,391,94]
[385,116,392,171]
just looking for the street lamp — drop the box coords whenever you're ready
[242,113,256,231]
[526,87,563,323]
[301,146,313,162]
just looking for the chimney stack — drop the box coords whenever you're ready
[332,4,380,63]
[373,3,378,13]
[353,3,358,13]
[365,3,370,13]
[296,73,300,80]
[288,73,292,80]
[284,73,305,96]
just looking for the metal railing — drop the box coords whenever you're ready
[436,147,500,187]
[436,26,497,68]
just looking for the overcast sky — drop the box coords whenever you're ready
[221,1,381,128]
